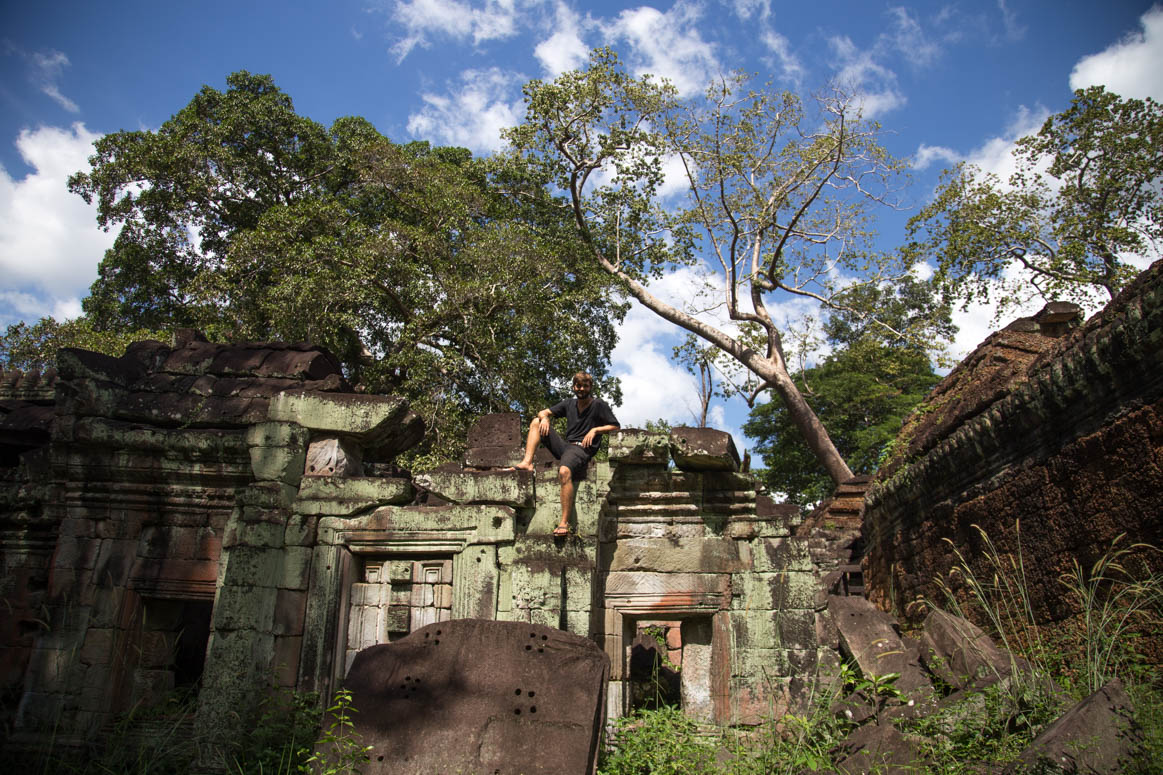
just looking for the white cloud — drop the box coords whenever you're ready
[914,104,1047,178]
[406,67,524,153]
[534,2,588,77]
[886,6,941,67]
[995,0,1026,43]
[913,143,960,171]
[965,104,1048,181]
[828,35,906,119]
[30,50,79,113]
[727,0,769,22]
[0,123,112,325]
[760,28,805,86]
[1070,5,1163,101]
[603,2,719,97]
[388,0,533,62]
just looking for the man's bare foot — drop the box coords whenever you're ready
[511,462,535,471]
[553,524,569,537]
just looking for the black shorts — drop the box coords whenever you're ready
[541,428,594,481]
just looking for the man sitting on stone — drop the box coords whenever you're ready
[513,372,620,537]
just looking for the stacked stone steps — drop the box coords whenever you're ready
[798,476,871,597]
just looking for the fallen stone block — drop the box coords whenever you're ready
[827,596,933,700]
[295,476,414,516]
[466,412,524,449]
[1005,678,1141,775]
[832,723,927,775]
[268,391,423,455]
[343,619,609,775]
[464,413,524,468]
[669,426,740,472]
[920,608,1015,691]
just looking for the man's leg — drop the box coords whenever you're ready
[514,418,542,471]
[556,465,575,535]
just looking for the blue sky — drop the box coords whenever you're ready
[2,0,1161,448]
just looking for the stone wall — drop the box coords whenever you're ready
[2,336,844,763]
[864,260,1163,628]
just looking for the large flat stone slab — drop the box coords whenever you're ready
[669,427,740,472]
[414,469,533,506]
[827,595,932,699]
[343,619,609,775]
[1005,678,1142,775]
[268,390,423,454]
[920,608,1013,691]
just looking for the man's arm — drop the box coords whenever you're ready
[535,407,554,436]
[582,422,620,448]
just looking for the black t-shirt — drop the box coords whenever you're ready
[549,397,620,449]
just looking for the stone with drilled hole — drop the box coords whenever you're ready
[343,619,609,775]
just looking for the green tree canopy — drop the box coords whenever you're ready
[744,280,949,506]
[58,71,625,463]
[908,86,1163,316]
[0,317,167,373]
[506,49,948,485]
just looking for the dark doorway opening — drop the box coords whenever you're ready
[628,623,681,711]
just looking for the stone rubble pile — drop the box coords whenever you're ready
[823,595,1141,774]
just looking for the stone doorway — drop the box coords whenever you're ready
[624,616,715,722]
[126,597,213,708]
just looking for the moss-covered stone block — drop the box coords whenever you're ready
[222,519,285,549]
[245,421,309,449]
[217,545,284,586]
[283,513,317,546]
[670,427,740,472]
[750,536,813,573]
[278,547,313,590]
[268,391,422,454]
[604,537,750,573]
[732,607,817,651]
[295,476,414,516]
[249,444,307,485]
[733,571,818,611]
[607,429,671,465]
[211,583,278,632]
[414,469,533,506]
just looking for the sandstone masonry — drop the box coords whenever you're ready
[0,337,841,764]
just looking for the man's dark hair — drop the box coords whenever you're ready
[572,372,593,387]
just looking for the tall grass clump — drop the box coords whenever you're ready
[1059,536,1163,695]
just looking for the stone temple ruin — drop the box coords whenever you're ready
[0,329,843,764]
[2,258,1161,771]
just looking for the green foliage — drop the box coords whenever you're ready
[303,689,371,775]
[746,276,949,505]
[598,706,719,775]
[65,70,626,465]
[598,530,1163,774]
[643,418,672,434]
[507,48,943,485]
[230,688,320,775]
[840,664,905,726]
[0,316,167,371]
[908,86,1163,316]
[745,343,941,506]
